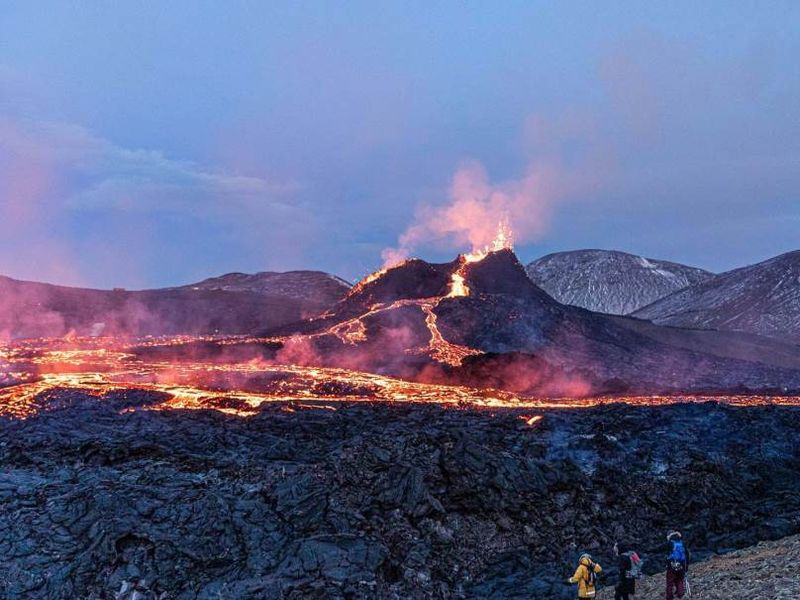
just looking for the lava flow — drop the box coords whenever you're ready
[2,221,799,420]
[448,218,513,298]
[0,334,530,419]
[326,220,514,365]
[2,336,799,422]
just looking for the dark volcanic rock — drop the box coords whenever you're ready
[470,250,558,301]
[178,270,350,302]
[340,259,453,313]
[2,392,800,598]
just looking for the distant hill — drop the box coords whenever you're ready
[178,271,351,303]
[634,250,800,343]
[526,250,713,315]
[0,270,350,339]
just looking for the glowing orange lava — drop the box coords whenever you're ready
[0,335,519,418]
[447,218,514,298]
[329,318,368,345]
[2,335,798,422]
[420,301,482,366]
[446,271,470,298]
[329,220,514,364]
[463,217,514,263]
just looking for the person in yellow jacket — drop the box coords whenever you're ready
[568,553,603,599]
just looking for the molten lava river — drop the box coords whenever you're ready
[1,335,799,420]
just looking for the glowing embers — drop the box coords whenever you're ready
[519,415,543,426]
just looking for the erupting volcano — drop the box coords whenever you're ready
[2,163,799,600]
[4,7,798,598]
[3,220,800,423]
[251,220,800,399]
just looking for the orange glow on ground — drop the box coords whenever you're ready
[1,336,799,420]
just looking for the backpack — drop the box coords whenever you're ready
[668,541,686,573]
[586,561,597,586]
[625,551,643,579]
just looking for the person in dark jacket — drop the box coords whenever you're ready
[664,531,691,600]
[613,542,636,600]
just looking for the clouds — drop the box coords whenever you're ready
[381,27,800,273]
[0,4,799,285]
[2,117,298,214]
[0,116,307,286]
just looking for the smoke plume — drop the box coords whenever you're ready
[382,113,607,266]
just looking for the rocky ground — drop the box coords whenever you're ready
[598,533,800,599]
[1,392,799,599]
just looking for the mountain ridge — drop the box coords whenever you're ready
[176,270,350,297]
[525,249,714,314]
[0,270,349,339]
[634,249,800,342]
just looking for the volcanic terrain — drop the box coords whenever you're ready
[2,392,799,599]
[271,248,800,396]
[1,243,799,599]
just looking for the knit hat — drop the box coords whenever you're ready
[667,531,682,541]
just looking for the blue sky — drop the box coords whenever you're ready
[1,2,798,287]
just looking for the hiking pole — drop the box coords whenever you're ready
[685,574,692,598]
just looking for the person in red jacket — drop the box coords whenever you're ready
[664,531,691,600]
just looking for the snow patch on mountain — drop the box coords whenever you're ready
[525,250,713,315]
[634,250,800,342]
